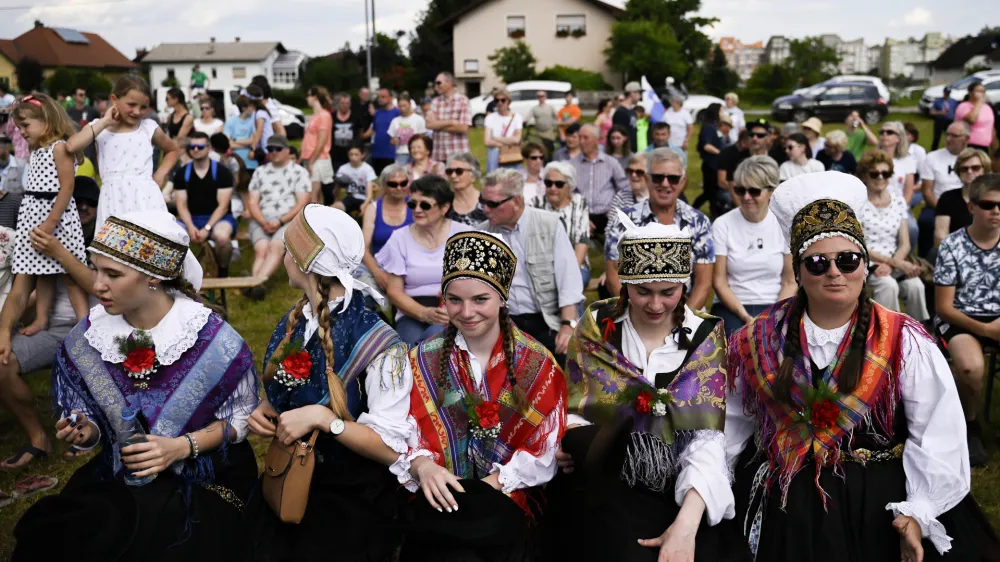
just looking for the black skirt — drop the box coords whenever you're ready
[733,443,1000,562]
[543,425,751,562]
[13,439,258,562]
[246,435,402,562]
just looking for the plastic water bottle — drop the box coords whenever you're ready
[119,406,155,486]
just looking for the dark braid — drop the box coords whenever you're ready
[610,289,630,318]
[671,293,691,350]
[316,277,353,421]
[837,287,872,395]
[499,307,529,412]
[437,323,459,405]
[161,274,223,316]
[776,287,808,404]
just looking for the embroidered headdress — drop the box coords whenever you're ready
[441,231,517,300]
[614,210,692,285]
[283,204,383,312]
[89,212,203,290]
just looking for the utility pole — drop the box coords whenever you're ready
[364,0,372,88]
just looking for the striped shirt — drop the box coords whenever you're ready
[570,152,628,215]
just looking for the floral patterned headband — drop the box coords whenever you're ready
[89,217,187,280]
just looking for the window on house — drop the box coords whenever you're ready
[464,59,480,74]
[166,68,176,79]
[211,68,218,79]
[556,14,586,34]
[233,67,246,79]
[507,16,525,38]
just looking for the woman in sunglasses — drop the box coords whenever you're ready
[606,153,650,230]
[933,148,991,248]
[445,152,486,226]
[876,121,917,205]
[193,99,223,136]
[483,88,523,173]
[358,164,413,299]
[531,161,590,311]
[711,155,795,338]
[519,140,548,201]
[377,174,472,345]
[777,133,824,182]
[727,171,992,561]
[815,130,857,175]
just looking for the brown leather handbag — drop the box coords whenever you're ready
[262,429,320,524]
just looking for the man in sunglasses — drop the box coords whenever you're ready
[172,131,237,277]
[918,121,970,256]
[426,72,471,163]
[934,173,1000,466]
[605,148,714,309]
[478,169,583,362]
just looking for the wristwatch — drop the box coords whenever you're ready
[202,223,213,231]
[561,319,578,329]
[329,418,346,436]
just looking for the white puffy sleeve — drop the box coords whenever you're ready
[390,415,435,493]
[675,430,735,525]
[885,329,970,555]
[355,346,414,455]
[215,369,259,442]
[493,404,565,494]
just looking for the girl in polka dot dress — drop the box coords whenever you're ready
[66,75,179,231]
[0,94,90,340]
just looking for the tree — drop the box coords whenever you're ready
[357,32,417,92]
[702,44,740,97]
[742,63,795,105]
[488,41,537,84]
[784,37,841,88]
[605,20,685,87]
[161,76,180,89]
[301,47,366,93]
[74,69,113,96]
[608,0,716,84]
[15,58,44,93]
[45,67,77,96]
[408,0,466,91]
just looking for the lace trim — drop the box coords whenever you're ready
[803,312,851,347]
[84,298,212,366]
[366,422,409,454]
[886,500,953,554]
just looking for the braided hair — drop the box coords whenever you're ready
[612,285,691,349]
[315,276,353,421]
[161,274,223,316]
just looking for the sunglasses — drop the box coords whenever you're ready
[879,130,898,136]
[496,98,510,104]
[188,143,207,150]
[406,200,436,211]
[200,106,212,111]
[973,200,1000,211]
[749,132,768,139]
[626,168,646,178]
[445,168,468,176]
[868,170,893,180]
[544,179,567,188]
[528,155,544,161]
[267,146,286,153]
[733,186,767,198]
[958,164,983,174]
[480,195,514,209]
[386,180,409,188]
[802,252,865,276]
[650,173,682,185]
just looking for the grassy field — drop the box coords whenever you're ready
[0,112,997,556]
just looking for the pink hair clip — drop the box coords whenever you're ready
[18,95,42,107]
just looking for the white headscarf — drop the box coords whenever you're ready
[770,171,868,256]
[616,209,693,286]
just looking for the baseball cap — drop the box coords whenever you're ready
[747,118,770,132]
[624,82,642,93]
[266,135,289,149]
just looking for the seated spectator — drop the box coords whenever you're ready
[934,173,1000,466]
[531,161,591,310]
[0,173,21,310]
[224,95,259,172]
[406,134,446,180]
[605,148,714,309]
[801,117,825,154]
[210,133,250,219]
[0,132,22,195]
[606,124,632,170]
[573,124,628,236]
[919,121,970,256]
[815,129,857,174]
[605,153,650,235]
[172,131,236,277]
[778,133,824,181]
[844,110,877,160]
[769,122,799,165]
[857,150,928,322]
[378,175,471,345]
[711,155,795,337]
[478,169,583,361]
[878,121,917,204]
[719,119,771,195]
[645,122,689,169]
[445,152,486,226]
[552,123,582,162]
[194,99,224,136]
[905,121,926,181]
[520,140,548,201]
[246,135,311,299]
[934,148,991,248]
[358,164,412,294]
[334,142,377,217]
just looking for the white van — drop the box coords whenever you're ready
[469,81,577,128]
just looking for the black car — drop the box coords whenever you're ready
[772,82,888,125]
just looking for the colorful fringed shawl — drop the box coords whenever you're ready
[408,327,566,510]
[727,297,922,506]
[566,298,728,489]
[53,312,257,484]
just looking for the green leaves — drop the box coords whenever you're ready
[487,41,538,84]
[604,20,685,86]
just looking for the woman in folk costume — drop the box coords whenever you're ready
[13,211,259,561]
[246,204,412,562]
[396,230,567,561]
[726,171,999,562]
[547,211,749,562]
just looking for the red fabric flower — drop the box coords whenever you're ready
[475,402,501,429]
[811,399,840,429]
[636,391,653,414]
[281,351,313,380]
[123,347,156,373]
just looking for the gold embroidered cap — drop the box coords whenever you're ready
[442,231,517,300]
[614,210,692,285]
[88,212,202,289]
[789,199,868,268]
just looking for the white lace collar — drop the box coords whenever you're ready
[803,312,850,348]
[301,296,346,343]
[85,297,212,366]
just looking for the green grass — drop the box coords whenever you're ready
[0,113,997,556]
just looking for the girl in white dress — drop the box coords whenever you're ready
[67,75,178,231]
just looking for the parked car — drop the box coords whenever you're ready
[772,82,888,124]
[919,71,1000,115]
[469,81,577,128]
[794,75,892,104]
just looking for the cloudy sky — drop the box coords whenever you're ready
[0,0,991,59]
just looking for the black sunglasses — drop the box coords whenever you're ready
[868,171,893,180]
[650,173,682,186]
[749,132,768,139]
[880,129,898,136]
[188,143,207,151]
[626,168,646,178]
[407,200,436,211]
[495,98,510,104]
[734,186,767,198]
[528,155,544,161]
[445,168,467,177]
[802,252,865,276]
[200,106,212,111]
[974,200,1000,211]
[386,180,409,188]
[267,146,286,153]
[958,165,983,174]
[480,195,514,209]
[544,179,567,188]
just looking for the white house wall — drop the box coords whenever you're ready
[148,60,269,109]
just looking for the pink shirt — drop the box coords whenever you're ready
[301,110,332,160]
[955,101,995,147]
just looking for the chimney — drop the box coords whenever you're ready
[235,36,241,43]
[34,20,44,29]
[210,37,215,43]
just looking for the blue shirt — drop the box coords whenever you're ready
[932,97,958,121]
[224,114,257,170]
[372,107,401,159]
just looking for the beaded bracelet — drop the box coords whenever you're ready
[185,434,200,460]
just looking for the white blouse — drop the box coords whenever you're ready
[300,297,414,454]
[394,333,563,495]
[724,312,970,554]
[568,306,736,526]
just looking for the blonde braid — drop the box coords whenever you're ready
[316,277,353,421]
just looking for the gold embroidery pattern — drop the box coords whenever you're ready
[617,237,691,281]
[790,199,867,262]
[442,232,517,300]
[203,483,245,511]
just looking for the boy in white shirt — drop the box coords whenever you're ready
[334,143,377,217]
